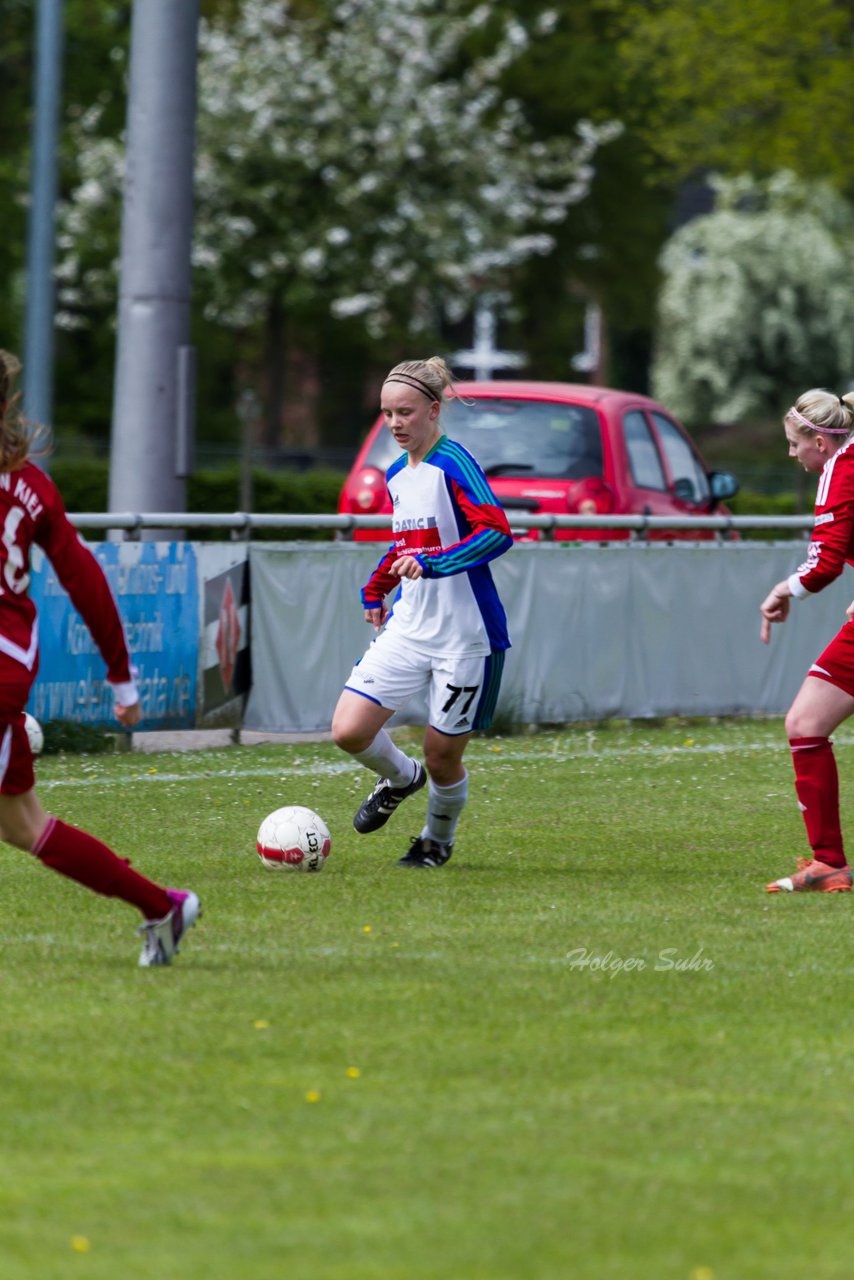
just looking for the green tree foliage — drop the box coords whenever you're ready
[0,0,35,346]
[0,4,138,452]
[494,0,672,387]
[606,0,854,193]
[652,173,854,426]
[58,0,620,343]
[4,1,273,451]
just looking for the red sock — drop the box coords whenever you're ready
[32,818,172,920]
[789,737,847,868]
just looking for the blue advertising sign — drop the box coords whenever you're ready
[27,541,198,730]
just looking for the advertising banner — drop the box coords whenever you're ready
[245,541,853,731]
[197,544,251,728]
[27,541,199,730]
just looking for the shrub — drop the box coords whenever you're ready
[728,487,808,541]
[42,720,114,754]
[45,461,347,539]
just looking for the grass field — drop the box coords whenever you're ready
[2,719,853,1280]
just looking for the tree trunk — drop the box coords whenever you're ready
[262,295,322,455]
[281,342,321,450]
[263,293,285,458]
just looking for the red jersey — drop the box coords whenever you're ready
[789,440,854,598]
[0,461,132,685]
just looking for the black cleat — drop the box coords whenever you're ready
[396,835,454,868]
[353,763,426,834]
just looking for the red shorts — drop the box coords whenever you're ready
[0,672,37,796]
[809,622,854,699]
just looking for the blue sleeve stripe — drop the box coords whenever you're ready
[440,531,498,570]
[453,451,495,505]
[433,528,509,574]
[438,440,495,506]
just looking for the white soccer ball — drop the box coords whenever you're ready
[256,805,331,873]
[24,713,44,756]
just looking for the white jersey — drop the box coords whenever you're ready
[361,435,513,657]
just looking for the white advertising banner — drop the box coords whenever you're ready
[244,540,853,733]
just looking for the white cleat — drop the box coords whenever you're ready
[138,889,201,967]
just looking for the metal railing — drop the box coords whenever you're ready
[67,511,815,540]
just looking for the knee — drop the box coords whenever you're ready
[784,707,802,740]
[331,713,371,756]
[331,721,357,754]
[785,706,824,741]
[424,744,463,787]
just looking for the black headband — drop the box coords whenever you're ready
[384,374,438,402]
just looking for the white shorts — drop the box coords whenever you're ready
[344,630,505,735]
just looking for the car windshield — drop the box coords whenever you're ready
[364,397,604,480]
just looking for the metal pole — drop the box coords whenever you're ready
[237,388,259,514]
[108,0,200,527]
[23,0,65,431]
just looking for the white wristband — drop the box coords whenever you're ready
[111,679,139,706]
[787,573,811,599]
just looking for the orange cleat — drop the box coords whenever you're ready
[766,858,853,894]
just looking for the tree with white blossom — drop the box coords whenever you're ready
[59,0,619,433]
[652,172,854,426]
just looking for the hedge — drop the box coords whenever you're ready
[48,461,347,540]
[727,488,808,541]
[45,463,811,543]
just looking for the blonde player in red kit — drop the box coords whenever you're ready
[760,387,854,893]
[0,351,199,963]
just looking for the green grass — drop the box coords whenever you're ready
[2,720,854,1280]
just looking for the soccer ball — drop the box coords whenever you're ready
[256,806,331,873]
[24,713,44,756]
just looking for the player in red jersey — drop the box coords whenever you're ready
[760,387,854,893]
[0,351,199,963]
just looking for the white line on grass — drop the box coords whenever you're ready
[34,736,821,791]
[38,761,362,789]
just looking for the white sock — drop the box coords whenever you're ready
[422,772,468,846]
[353,729,418,788]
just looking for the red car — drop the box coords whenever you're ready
[338,380,738,541]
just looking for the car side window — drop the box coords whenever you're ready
[623,410,666,491]
[650,412,711,505]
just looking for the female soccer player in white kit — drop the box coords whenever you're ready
[331,357,513,867]
[760,388,854,893]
